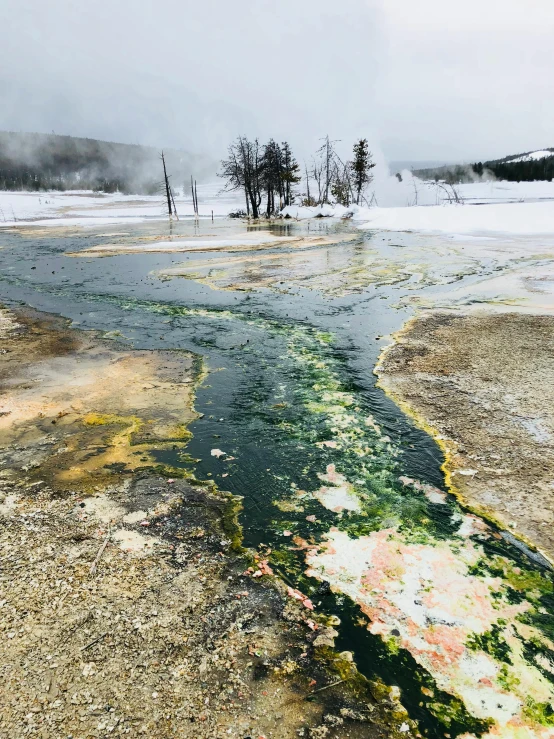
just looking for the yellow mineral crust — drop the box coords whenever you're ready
[0,308,197,491]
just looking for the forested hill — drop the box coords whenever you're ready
[475,149,554,182]
[412,148,554,184]
[0,131,215,193]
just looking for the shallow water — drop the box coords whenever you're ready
[1,217,553,738]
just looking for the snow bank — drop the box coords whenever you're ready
[286,198,554,237]
[281,203,349,220]
[358,200,554,236]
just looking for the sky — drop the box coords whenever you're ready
[1,0,553,163]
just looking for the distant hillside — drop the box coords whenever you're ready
[412,148,554,184]
[475,149,554,182]
[411,162,475,184]
[0,131,215,194]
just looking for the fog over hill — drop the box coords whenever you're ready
[0,131,216,193]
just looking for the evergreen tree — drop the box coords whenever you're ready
[331,160,352,206]
[280,142,301,207]
[261,139,282,217]
[473,161,484,177]
[350,139,375,205]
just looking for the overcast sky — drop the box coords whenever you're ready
[1,0,553,163]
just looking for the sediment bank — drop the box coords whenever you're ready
[376,309,554,563]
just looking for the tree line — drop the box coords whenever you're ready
[219,136,375,217]
[411,163,477,185]
[473,154,554,183]
[0,166,134,193]
[414,151,554,185]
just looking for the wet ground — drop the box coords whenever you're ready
[377,311,554,561]
[1,216,554,738]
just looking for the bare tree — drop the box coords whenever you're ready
[242,137,263,218]
[219,136,263,218]
[313,136,357,205]
[317,135,340,203]
[304,162,311,204]
[435,181,463,204]
[218,141,246,212]
[311,158,325,204]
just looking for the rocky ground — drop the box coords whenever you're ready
[0,305,412,739]
[377,310,554,563]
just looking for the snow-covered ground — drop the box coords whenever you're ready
[453,178,554,203]
[505,149,553,163]
[358,200,554,236]
[0,183,242,228]
[282,178,554,237]
[1,176,554,238]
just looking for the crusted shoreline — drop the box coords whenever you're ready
[0,305,412,739]
[375,309,554,564]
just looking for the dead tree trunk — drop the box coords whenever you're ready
[170,186,179,220]
[161,152,173,218]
